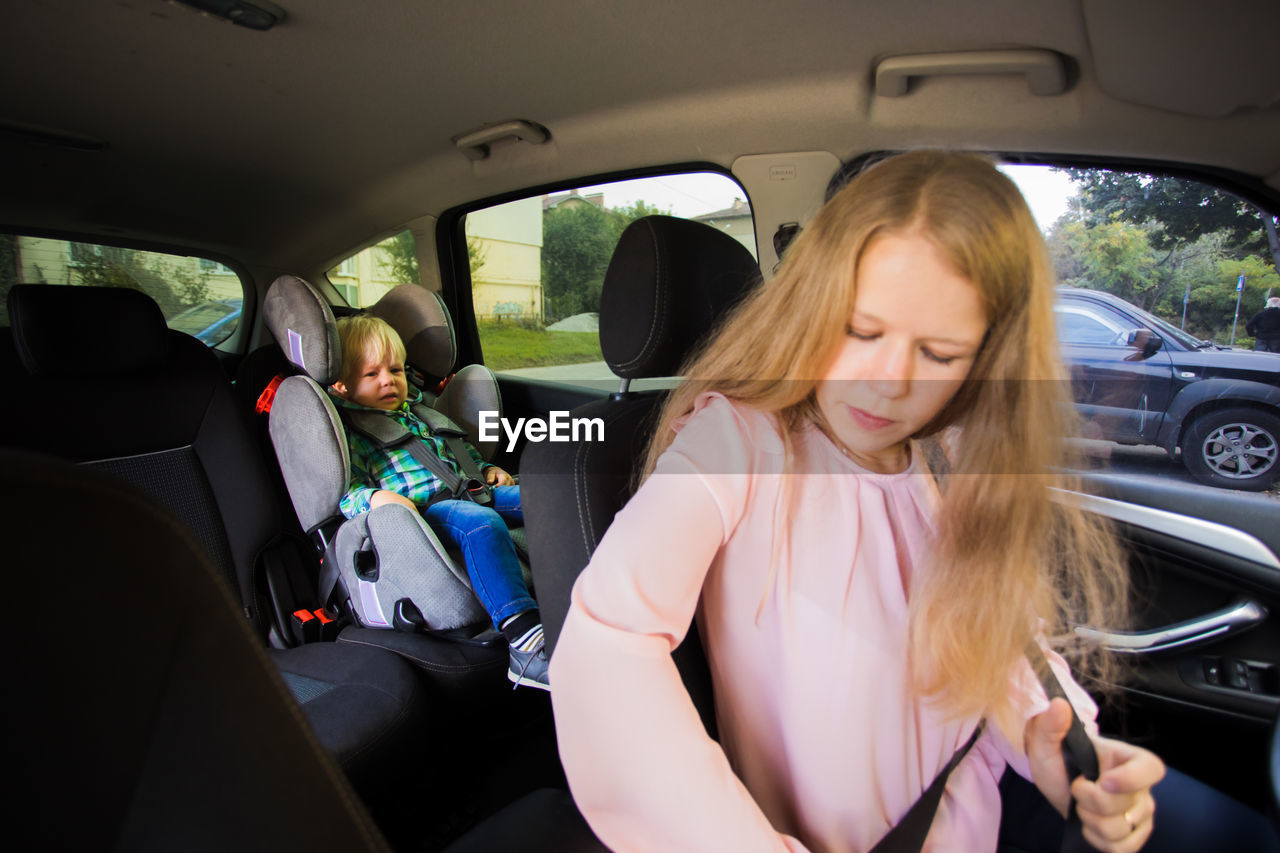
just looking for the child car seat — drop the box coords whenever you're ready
[263,274,511,634]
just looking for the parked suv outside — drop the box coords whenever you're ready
[1056,286,1280,491]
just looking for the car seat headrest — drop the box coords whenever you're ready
[599,215,760,379]
[366,285,456,384]
[264,275,342,385]
[8,284,169,377]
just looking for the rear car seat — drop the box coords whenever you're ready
[1,284,430,799]
[259,275,520,693]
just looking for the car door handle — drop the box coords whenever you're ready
[1074,596,1268,654]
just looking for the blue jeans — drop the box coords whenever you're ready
[997,766,1280,852]
[422,485,535,628]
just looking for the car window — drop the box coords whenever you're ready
[1004,165,1280,498]
[462,171,756,385]
[1055,304,1127,345]
[325,229,420,308]
[0,234,244,347]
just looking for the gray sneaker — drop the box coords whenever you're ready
[508,638,550,691]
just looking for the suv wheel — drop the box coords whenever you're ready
[1182,407,1280,491]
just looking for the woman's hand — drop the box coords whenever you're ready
[485,465,515,486]
[1025,698,1165,852]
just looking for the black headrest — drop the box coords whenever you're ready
[8,284,169,377]
[599,216,760,379]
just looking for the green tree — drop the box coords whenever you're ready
[70,244,208,317]
[1048,217,1162,309]
[467,237,487,278]
[380,229,485,284]
[1204,255,1280,344]
[608,200,669,236]
[1059,168,1279,274]
[542,203,614,321]
[540,198,671,322]
[379,230,419,284]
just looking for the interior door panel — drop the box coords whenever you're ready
[1077,471,1279,811]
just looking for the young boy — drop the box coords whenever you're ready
[330,314,548,690]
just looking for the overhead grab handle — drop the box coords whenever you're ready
[875,49,1068,98]
[453,120,551,161]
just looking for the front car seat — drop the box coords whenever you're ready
[1,284,430,797]
[521,215,761,735]
[6,450,391,851]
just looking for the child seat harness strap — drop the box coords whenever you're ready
[340,403,493,507]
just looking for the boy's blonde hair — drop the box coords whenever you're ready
[335,314,406,384]
[644,150,1127,732]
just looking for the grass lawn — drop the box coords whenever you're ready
[478,320,602,370]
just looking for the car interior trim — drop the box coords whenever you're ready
[874,50,1069,98]
[1074,595,1268,654]
[1052,488,1280,570]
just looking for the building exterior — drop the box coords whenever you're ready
[466,195,545,321]
[326,239,406,309]
[692,197,755,255]
[8,236,240,325]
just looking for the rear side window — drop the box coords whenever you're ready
[326,229,420,308]
[0,234,244,347]
[462,171,756,380]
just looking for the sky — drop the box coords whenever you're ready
[577,164,1076,232]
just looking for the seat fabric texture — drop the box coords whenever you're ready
[6,449,390,853]
[521,215,761,739]
[2,284,430,794]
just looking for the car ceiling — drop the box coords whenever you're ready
[2,0,1278,275]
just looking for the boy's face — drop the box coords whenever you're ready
[334,348,408,411]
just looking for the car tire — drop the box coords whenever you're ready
[1182,407,1280,491]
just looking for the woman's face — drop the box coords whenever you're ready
[816,231,988,473]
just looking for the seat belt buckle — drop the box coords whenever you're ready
[463,479,493,506]
[290,608,320,644]
[312,607,342,641]
[432,372,455,395]
[255,375,284,415]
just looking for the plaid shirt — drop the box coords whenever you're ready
[333,388,490,518]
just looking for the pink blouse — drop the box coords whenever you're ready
[550,392,1096,853]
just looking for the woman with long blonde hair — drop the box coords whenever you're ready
[550,151,1165,852]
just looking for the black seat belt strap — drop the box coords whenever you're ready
[869,647,1100,853]
[1028,644,1100,853]
[869,721,986,853]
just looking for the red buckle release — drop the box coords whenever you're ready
[255,375,284,415]
[292,608,315,623]
[312,608,335,625]
[432,372,455,395]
